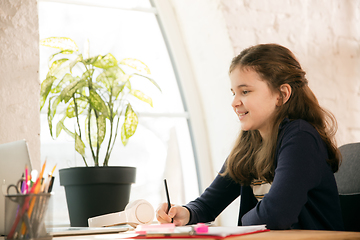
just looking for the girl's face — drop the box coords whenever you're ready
[230,67,281,139]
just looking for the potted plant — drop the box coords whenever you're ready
[40,37,161,226]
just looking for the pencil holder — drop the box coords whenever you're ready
[5,193,52,240]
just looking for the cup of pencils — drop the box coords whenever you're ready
[5,161,55,239]
[5,193,52,239]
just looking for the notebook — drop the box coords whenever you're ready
[0,139,33,236]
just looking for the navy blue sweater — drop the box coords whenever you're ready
[185,119,344,230]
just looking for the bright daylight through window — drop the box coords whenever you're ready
[38,0,199,226]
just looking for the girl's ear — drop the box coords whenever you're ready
[277,84,292,105]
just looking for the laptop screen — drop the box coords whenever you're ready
[0,139,33,236]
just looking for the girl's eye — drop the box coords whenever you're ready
[242,90,249,95]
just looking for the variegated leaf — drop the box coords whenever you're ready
[40,37,79,51]
[89,90,109,117]
[60,79,87,103]
[123,104,138,138]
[75,133,86,157]
[130,89,153,107]
[40,76,57,110]
[92,53,118,69]
[120,58,151,74]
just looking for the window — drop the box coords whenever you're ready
[39,0,199,226]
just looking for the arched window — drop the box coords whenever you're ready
[39,0,201,226]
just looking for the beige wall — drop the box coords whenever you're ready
[221,0,360,146]
[0,0,40,170]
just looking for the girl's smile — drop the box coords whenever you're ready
[235,110,248,120]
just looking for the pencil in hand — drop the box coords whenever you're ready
[164,179,173,223]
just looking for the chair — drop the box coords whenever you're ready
[334,142,360,232]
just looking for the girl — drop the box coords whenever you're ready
[156,44,344,230]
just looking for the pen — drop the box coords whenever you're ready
[164,179,173,223]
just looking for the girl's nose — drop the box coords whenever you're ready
[232,96,241,108]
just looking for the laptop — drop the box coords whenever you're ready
[47,225,130,236]
[0,139,33,236]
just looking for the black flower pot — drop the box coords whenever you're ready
[59,166,136,227]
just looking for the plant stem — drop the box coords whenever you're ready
[87,108,97,166]
[103,116,113,166]
[73,93,88,167]
[103,73,117,166]
[107,103,124,164]
[84,63,97,166]
[94,109,100,165]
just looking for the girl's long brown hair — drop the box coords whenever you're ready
[222,44,340,185]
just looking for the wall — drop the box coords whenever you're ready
[221,0,360,146]
[0,0,40,170]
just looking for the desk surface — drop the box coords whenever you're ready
[48,230,360,240]
[237,230,360,239]
[2,230,360,240]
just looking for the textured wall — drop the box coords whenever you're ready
[0,0,40,169]
[220,0,360,146]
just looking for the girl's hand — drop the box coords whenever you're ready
[156,202,190,226]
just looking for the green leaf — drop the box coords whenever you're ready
[96,114,106,146]
[40,76,57,110]
[40,37,79,51]
[112,82,126,99]
[60,79,87,103]
[82,55,99,66]
[66,102,76,118]
[92,53,118,69]
[125,80,132,91]
[46,58,69,78]
[52,73,76,94]
[66,97,87,118]
[56,118,75,138]
[48,50,75,62]
[96,66,125,91]
[120,58,151,74]
[130,89,153,107]
[49,96,62,120]
[75,133,86,157]
[56,121,62,138]
[47,96,55,138]
[56,117,64,138]
[133,73,162,92]
[121,124,129,146]
[47,96,61,137]
[89,90,109,117]
[120,74,131,82]
[121,104,138,146]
